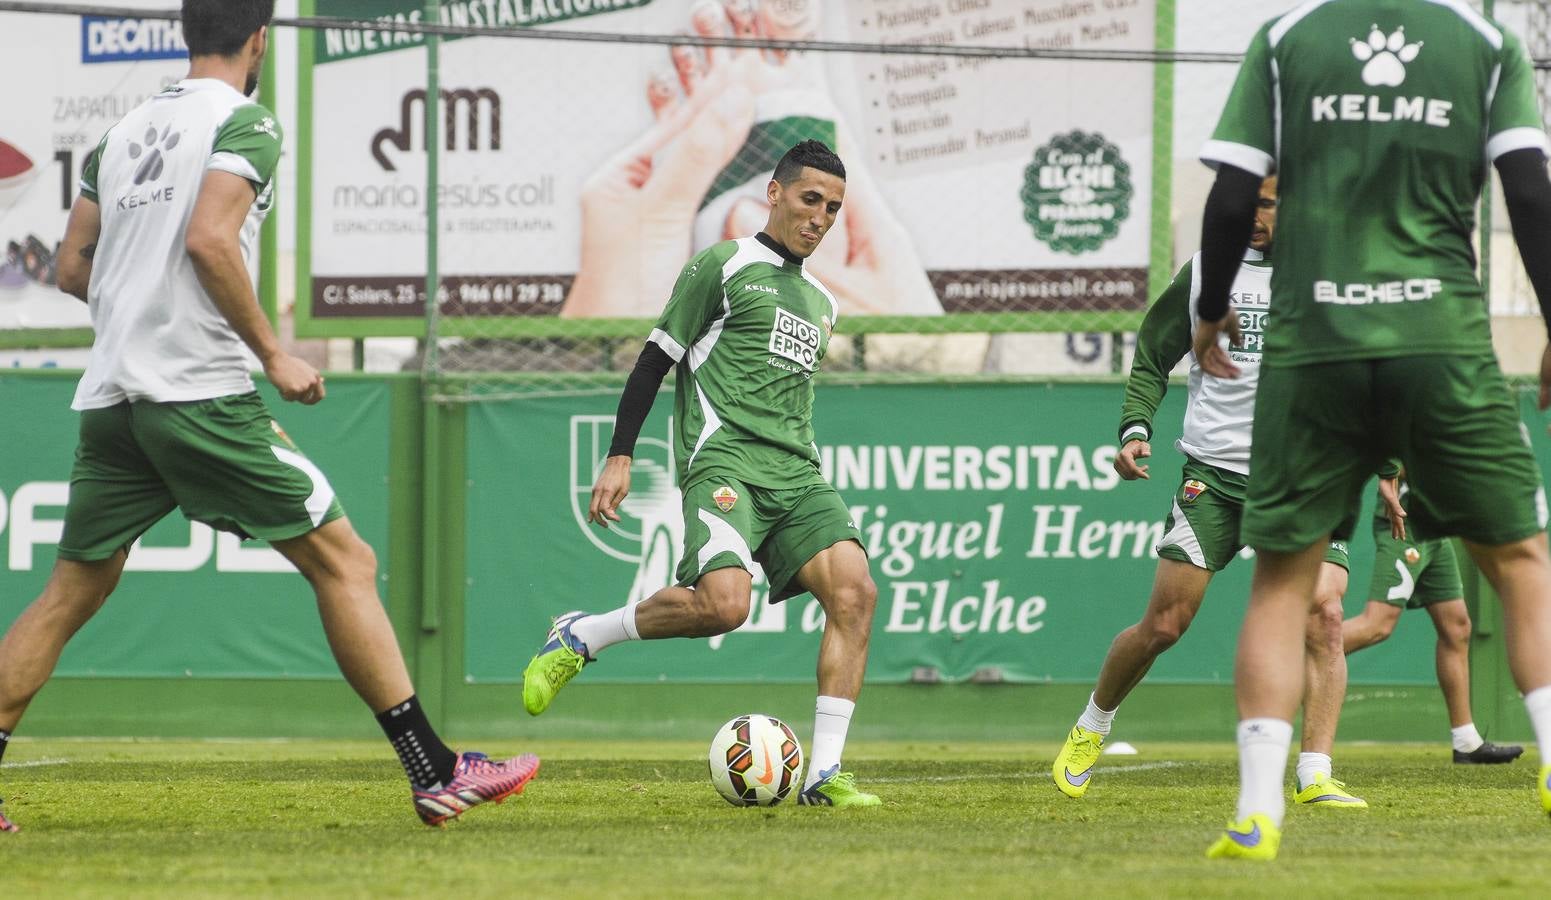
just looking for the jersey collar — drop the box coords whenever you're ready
[755,232,804,268]
[1242,247,1270,268]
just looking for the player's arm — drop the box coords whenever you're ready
[589,246,724,527]
[1496,149,1551,407]
[55,197,100,303]
[1192,165,1259,377]
[1375,458,1406,540]
[1116,261,1194,480]
[186,171,322,405]
[57,138,106,303]
[590,343,675,527]
[1195,24,1275,378]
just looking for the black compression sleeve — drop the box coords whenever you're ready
[608,343,676,458]
[1196,164,1263,322]
[1495,148,1551,336]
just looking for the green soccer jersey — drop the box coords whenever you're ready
[1204,1,1548,365]
[649,234,839,488]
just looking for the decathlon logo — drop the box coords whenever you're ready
[1351,25,1423,87]
[81,17,188,63]
[768,307,821,372]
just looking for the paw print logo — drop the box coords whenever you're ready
[127,123,180,185]
[1350,25,1423,88]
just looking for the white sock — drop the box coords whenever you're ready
[1076,693,1117,735]
[803,696,855,789]
[1451,723,1485,753]
[1523,685,1551,761]
[568,605,640,656]
[1296,751,1332,790]
[1236,718,1293,826]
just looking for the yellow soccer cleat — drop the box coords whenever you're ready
[1540,765,1551,819]
[1293,773,1368,809]
[1052,726,1104,798]
[1206,814,1282,861]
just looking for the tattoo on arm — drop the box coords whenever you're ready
[80,243,96,260]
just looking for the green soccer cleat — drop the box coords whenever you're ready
[1293,773,1368,809]
[797,766,881,808]
[521,611,593,716]
[1052,725,1104,798]
[1206,814,1281,861]
[1540,765,1551,819]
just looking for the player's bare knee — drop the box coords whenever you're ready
[696,587,750,634]
[1141,614,1188,652]
[1439,610,1472,647]
[821,577,877,631]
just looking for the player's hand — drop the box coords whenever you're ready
[1193,306,1242,379]
[1538,344,1551,415]
[1114,439,1152,480]
[588,455,633,527]
[264,353,325,405]
[1378,475,1407,541]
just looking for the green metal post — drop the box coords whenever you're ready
[258,38,278,327]
[421,0,443,636]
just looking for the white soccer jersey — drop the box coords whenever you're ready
[1179,249,1270,475]
[72,78,281,410]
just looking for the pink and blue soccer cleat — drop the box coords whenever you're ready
[413,751,541,826]
[0,798,17,833]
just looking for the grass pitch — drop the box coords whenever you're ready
[1,739,1547,897]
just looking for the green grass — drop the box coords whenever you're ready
[1,739,1547,897]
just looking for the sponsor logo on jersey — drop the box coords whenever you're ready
[1182,480,1207,503]
[126,124,180,186]
[1404,547,1420,565]
[255,117,279,140]
[1351,25,1423,88]
[744,284,779,296]
[769,307,822,372]
[712,485,738,512]
[1311,25,1450,128]
[1314,278,1443,306]
[1330,541,1349,556]
[81,17,188,63]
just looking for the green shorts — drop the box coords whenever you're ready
[58,393,345,561]
[676,472,862,602]
[1368,530,1464,609]
[1244,355,1547,553]
[1157,457,1350,572]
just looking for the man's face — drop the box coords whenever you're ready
[1250,175,1277,251]
[242,27,268,96]
[765,167,845,259]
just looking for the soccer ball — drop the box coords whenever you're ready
[708,714,804,806]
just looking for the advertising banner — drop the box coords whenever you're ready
[0,5,191,338]
[0,375,392,679]
[301,0,1159,334]
[463,381,1452,685]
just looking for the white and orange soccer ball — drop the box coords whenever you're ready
[708,714,804,807]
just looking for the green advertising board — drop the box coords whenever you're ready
[0,373,393,680]
[463,381,1444,685]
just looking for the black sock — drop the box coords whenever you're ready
[376,696,458,792]
[0,729,9,767]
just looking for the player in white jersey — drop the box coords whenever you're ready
[0,1,537,833]
[1052,176,1381,807]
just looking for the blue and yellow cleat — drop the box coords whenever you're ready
[1052,725,1104,798]
[1539,764,1551,819]
[1206,813,1281,861]
[521,611,593,716]
[798,766,881,808]
[1293,773,1368,809]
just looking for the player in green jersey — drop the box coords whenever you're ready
[1193,1,1551,860]
[0,1,538,834]
[1341,474,1523,765]
[521,141,880,808]
[1054,176,1369,808]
